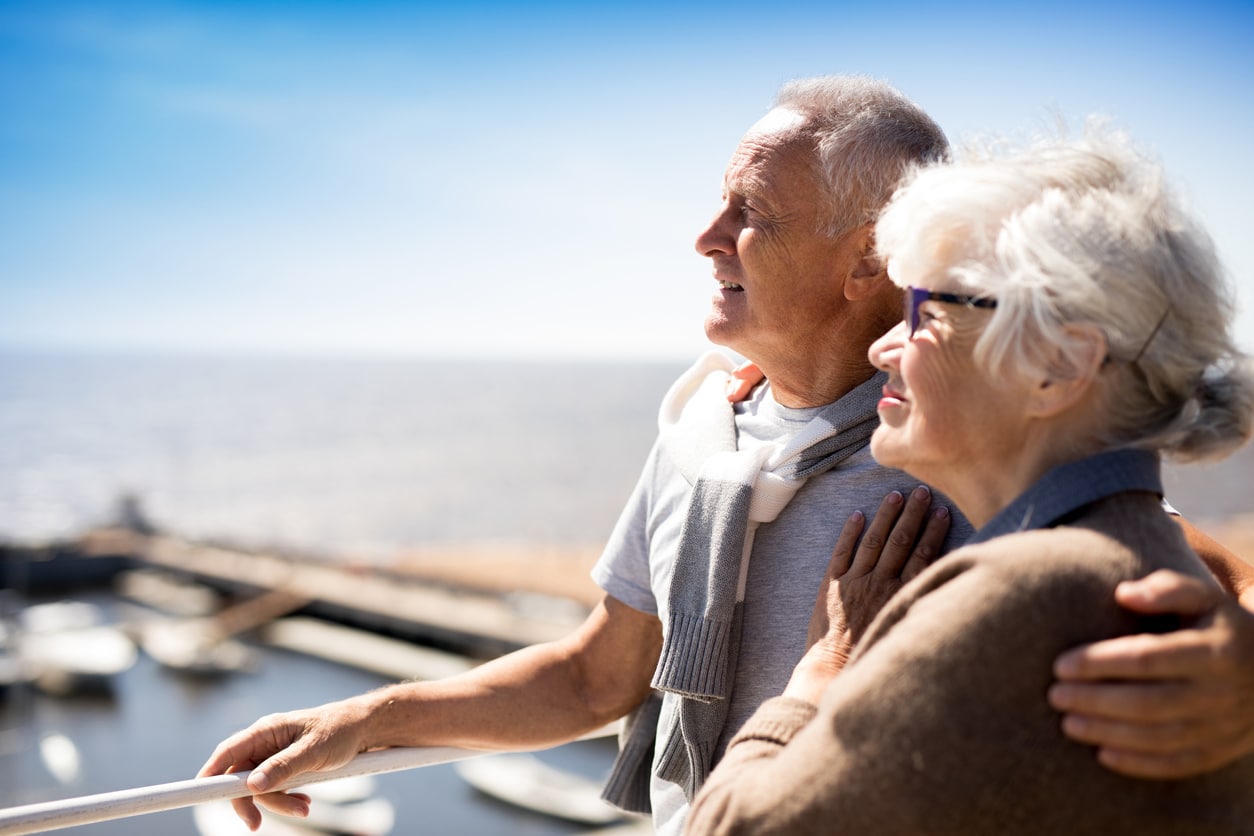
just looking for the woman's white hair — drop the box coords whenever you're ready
[876,122,1254,461]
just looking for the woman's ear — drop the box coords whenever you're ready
[1026,323,1108,418]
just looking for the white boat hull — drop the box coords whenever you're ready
[456,753,625,826]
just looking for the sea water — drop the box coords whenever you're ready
[0,351,686,554]
[3,350,1250,550]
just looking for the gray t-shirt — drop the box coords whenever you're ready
[592,379,973,835]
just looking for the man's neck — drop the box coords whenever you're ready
[758,355,880,408]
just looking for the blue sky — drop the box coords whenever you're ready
[1,1,1251,361]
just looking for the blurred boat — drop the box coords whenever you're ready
[138,621,256,676]
[116,569,221,617]
[137,587,307,676]
[20,600,100,633]
[455,753,626,826]
[193,774,395,836]
[17,600,137,696]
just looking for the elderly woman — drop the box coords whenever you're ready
[684,128,1254,835]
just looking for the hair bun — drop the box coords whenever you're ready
[1171,358,1254,461]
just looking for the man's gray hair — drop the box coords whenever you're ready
[773,75,950,237]
[876,123,1254,461]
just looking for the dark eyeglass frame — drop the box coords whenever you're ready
[905,285,998,336]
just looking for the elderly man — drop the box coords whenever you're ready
[201,76,1254,835]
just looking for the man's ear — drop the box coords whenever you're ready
[843,224,888,301]
[1026,323,1108,418]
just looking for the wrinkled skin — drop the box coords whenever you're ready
[787,486,951,704]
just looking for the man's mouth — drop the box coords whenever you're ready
[718,280,743,291]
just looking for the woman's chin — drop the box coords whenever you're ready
[870,434,933,483]
[869,428,907,469]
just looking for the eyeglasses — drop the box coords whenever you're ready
[905,286,997,336]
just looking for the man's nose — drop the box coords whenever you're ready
[695,204,736,258]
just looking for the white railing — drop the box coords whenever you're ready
[0,720,621,836]
[0,744,493,835]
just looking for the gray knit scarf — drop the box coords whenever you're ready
[602,352,885,812]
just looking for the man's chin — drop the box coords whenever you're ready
[703,317,747,353]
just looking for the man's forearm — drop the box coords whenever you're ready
[359,595,660,752]
[356,641,622,752]
[1176,516,1254,599]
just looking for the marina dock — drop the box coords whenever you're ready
[3,527,591,660]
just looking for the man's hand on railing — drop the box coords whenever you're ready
[198,696,373,831]
[0,745,499,835]
[197,591,662,832]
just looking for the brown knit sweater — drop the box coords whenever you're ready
[686,491,1254,835]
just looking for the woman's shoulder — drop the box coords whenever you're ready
[843,530,1131,689]
[955,526,1129,572]
[885,528,1140,640]
[944,496,1206,587]
[923,526,1130,595]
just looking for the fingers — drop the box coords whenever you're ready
[874,487,932,576]
[847,490,907,576]
[247,737,318,794]
[1058,705,1243,752]
[198,716,320,829]
[255,791,312,818]
[226,791,311,831]
[198,736,249,780]
[1095,741,1247,781]
[901,505,950,583]
[1052,571,1254,781]
[1053,628,1224,681]
[1048,678,1232,723]
[1113,569,1222,616]
[1050,677,1253,781]
[850,486,941,577]
[847,486,927,579]
[229,795,263,832]
[200,745,265,830]
[825,509,867,579]
[198,716,293,780]
[1053,707,1252,780]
